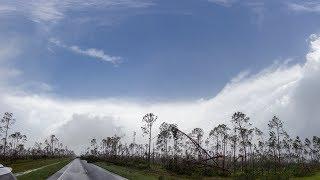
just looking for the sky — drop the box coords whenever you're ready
[1,0,320,153]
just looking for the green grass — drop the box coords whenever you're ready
[97,163,158,180]
[293,171,320,180]
[16,159,71,180]
[95,162,189,180]
[94,162,229,180]
[95,162,320,180]
[4,158,70,173]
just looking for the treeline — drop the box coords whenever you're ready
[0,112,74,161]
[83,112,320,178]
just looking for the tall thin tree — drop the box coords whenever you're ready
[1,112,15,157]
[141,113,157,166]
[268,115,286,165]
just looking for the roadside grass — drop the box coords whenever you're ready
[95,162,229,180]
[95,162,183,180]
[95,162,320,180]
[293,171,320,180]
[16,159,71,180]
[4,158,70,173]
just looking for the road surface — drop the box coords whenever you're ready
[47,158,127,180]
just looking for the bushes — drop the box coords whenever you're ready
[164,159,193,175]
[80,155,100,163]
[80,155,150,170]
[164,158,220,177]
[81,154,320,179]
[231,164,317,179]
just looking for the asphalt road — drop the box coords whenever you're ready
[47,158,127,180]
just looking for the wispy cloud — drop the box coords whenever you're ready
[245,1,265,26]
[29,1,65,23]
[207,0,238,7]
[207,0,266,25]
[288,1,320,13]
[0,0,154,24]
[0,4,16,13]
[49,38,121,65]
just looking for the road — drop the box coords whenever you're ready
[47,158,127,180]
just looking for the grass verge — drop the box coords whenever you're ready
[4,158,70,173]
[94,162,228,180]
[293,171,320,180]
[95,162,160,180]
[16,159,71,180]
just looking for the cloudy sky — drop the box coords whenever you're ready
[1,0,320,153]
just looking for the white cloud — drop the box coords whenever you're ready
[49,38,121,64]
[2,33,320,154]
[0,5,16,13]
[207,0,265,25]
[208,0,238,7]
[70,46,121,64]
[230,70,250,83]
[0,0,154,24]
[55,114,122,154]
[0,39,22,90]
[30,1,65,23]
[288,1,320,13]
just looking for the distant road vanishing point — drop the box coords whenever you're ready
[47,158,126,180]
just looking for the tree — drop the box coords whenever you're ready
[33,142,43,156]
[229,129,238,172]
[304,138,313,161]
[101,138,108,155]
[110,135,121,156]
[81,112,320,178]
[141,113,157,166]
[129,131,136,156]
[216,124,230,169]
[90,138,98,155]
[208,124,230,158]
[282,132,293,162]
[156,122,172,157]
[312,136,320,162]
[268,116,286,164]
[50,135,58,156]
[9,132,27,156]
[169,124,183,159]
[190,128,204,160]
[231,112,252,166]
[1,112,15,157]
[208,126,220,155]
[293,136,303,163]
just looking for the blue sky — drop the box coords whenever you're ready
[2,0,320,152]
[2,0,319,100]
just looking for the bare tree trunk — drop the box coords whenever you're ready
[3,122,9,157]
[277,128,281,166]
[222,141,226,172]
[244,145,247,170]
[148,124,152,166]
[233,143,236,173]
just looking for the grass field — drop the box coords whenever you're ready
[16,159,71,180]
[4,158,70,173]
[2,158,72,180]
[95,162,320,180]
[96,163,159,180]
[94,162,228,180]
[293,171,320,180]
